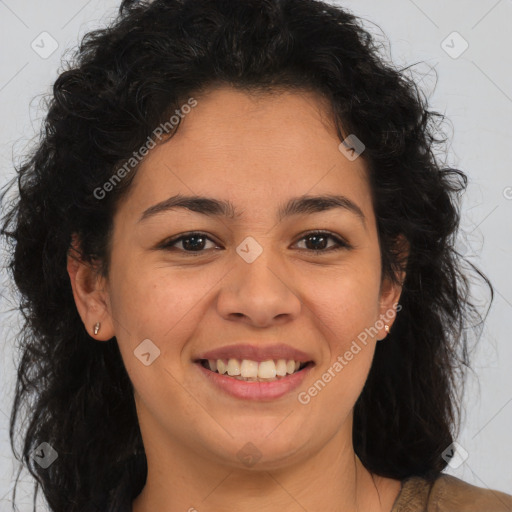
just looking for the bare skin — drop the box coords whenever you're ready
[68,85,406,512]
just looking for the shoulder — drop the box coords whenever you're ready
[393,473,512,512]
[429,474,512,512]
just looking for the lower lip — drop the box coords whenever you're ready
[194,361,314,401]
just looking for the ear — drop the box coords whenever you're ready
[66,234,115,341]
[377,234,409,341]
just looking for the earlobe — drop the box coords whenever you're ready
[66,235,115,341]
[377,278,402,340]
[378,234,409,340]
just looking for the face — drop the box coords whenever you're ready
[69,85,404,471]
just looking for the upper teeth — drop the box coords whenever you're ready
[207,359,302,378]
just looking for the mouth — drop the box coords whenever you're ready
[194,358,315,401]
[196,358,314,382]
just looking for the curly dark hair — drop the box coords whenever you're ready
[0,0,494,511]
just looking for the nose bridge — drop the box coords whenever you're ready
[217,235,302,326]
[239,239,282,288]
[236,235,288,297]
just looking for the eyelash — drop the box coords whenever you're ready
[159,230,350,256]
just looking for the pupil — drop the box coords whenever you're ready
[306,234,327,250]
[183,235,205,251]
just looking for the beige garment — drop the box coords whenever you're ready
[391,474,512,511]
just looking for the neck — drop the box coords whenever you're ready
[131,414,397,512]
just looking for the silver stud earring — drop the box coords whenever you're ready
[93,322,101,335]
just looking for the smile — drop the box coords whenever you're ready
[194,358,315,400]
[199,358,310,381]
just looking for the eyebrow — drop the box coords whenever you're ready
[138,193,367,229]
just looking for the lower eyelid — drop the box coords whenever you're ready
[294,234,347,251]
[161,232,349,252]
[165,235,219,251]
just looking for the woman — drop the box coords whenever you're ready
[1,0,511,511]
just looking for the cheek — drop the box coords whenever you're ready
[303,262,382,344]
[298,263,381,407]
[110,260,210,335]
[108,266,209,402]
[307,296,378,418]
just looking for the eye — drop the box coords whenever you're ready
[293,231,350,254]
[158,230,350,255]
[159,232,220,254]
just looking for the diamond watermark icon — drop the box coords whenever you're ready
[338,134,365,161]
[441,32,469,59]
[31,442,58,469]
[134,338,161,366]
[441,441,469,469]
[31,32,59,59]
[237,442,262,467]
[236,236,263,263]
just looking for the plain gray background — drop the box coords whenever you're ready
[0,0,511,509]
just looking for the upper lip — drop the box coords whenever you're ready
[194,343,314,363]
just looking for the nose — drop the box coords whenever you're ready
[216,246,302,328]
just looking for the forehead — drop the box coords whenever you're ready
[171,85,339,151]
[117,86,374,226]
